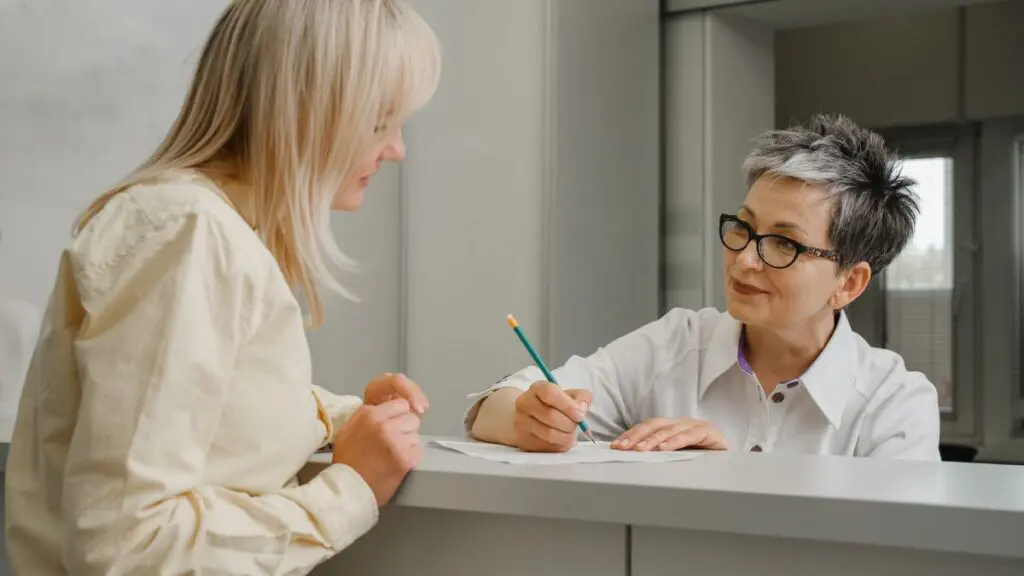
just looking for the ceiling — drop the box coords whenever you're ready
[667,0,1009,29]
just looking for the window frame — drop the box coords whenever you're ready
[1014,133,1024,433]
[972,117,1024,463]
[872,124,979,442]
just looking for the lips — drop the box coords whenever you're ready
[730,277,768,296]
[360,169,379,185]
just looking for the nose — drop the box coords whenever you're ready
[382,129,406,162]
[736,240,762,270]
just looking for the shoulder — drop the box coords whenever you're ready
[649,306,730,344]
[852,333,939,415]
[848,333,940,459]
[70,171,278,297]
[625,306,730,360]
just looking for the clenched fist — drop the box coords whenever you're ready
[363,372,429,414]
[512,381,592,453]
[332,398,423,506]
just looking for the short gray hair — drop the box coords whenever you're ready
[743,114,919,274]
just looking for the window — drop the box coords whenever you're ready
[851,121,1024,457]
[883,156,955,412]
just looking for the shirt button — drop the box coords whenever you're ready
[750,445,763,452]
[771,391,786,403]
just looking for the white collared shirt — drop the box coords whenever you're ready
[468,307,941,460]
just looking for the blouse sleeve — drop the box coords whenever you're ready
[860,374,941,460]
[312,385,364,438]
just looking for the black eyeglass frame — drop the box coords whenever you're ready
[718,214,839,269]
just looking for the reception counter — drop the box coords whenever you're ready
[309,437,1024,576]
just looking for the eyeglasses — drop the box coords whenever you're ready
[719,214,838,269]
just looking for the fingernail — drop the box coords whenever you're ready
[617,438,630,447]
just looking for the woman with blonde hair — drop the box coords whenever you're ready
[4,1,441,574]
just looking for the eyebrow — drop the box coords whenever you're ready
[739,204,806,234]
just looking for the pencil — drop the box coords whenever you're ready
[506,314,597,444]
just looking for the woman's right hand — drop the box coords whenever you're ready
[332,398,422,506]
[512,381,592,453]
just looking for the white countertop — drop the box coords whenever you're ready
[3,437,1020,558]
[309,437,1024,558]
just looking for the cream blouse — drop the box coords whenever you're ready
[5,172,377,576]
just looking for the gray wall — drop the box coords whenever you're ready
[401,0,660,435]
[0,0,233,305]
[306,166,404,394]
[401,0,550,433]
[546,0,661,367]
[664,12,775,312]
[776,1,1024,126]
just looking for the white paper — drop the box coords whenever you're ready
[432,439,702,465]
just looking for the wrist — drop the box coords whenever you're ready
[470,388,521,446]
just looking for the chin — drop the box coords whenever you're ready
[725,296,762,324]
[331,190,365,212]
[725,300,747,321]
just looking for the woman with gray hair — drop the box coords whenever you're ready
[467,114,939,460]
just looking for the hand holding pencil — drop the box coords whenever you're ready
[505,314,598,453]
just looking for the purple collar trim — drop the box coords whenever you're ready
[738,327,801,387]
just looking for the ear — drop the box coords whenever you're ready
[832,261,872,309]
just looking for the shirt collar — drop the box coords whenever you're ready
[698,313,744,396]
[699,311,859,429]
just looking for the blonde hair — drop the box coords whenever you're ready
[75,0,441,328]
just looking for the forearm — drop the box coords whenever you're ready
[468,387,522,446]
[65,465,377,576]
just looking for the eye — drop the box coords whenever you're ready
[724,222,747,241]
[765,236,798,256]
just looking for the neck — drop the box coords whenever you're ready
[198,162,257,229]
[744,310,838,383]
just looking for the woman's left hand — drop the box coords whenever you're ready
[612,418,729,451]
[363,373,429,415]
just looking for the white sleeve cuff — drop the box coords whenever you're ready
[462,367,543,432]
